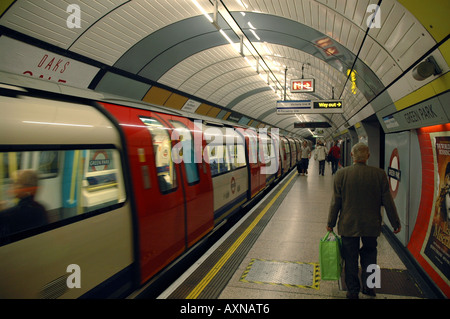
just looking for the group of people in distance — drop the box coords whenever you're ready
[297,140,341,176]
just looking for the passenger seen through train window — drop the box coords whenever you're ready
[0,169,47,239]
[0,149,125,244]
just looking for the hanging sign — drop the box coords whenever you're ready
[312,100,343,113]
[291,79,314,93]
[294,122,331,128]
[277,100,343,114]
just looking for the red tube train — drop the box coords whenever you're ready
[0,73,301,298]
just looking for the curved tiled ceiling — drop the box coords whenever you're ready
[0,0,448,138]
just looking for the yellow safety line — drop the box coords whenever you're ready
[186,172,298,299]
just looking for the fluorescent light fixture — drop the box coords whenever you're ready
[259,72,267,83]
[244,56,257,71]
[193,0,283,101]
[192,0,213,23]
[23,121,93,128]
[119,123,148,128]
[236,0,248,9]
[249,29,260,40]
[219,29,234,46]
[262,44,272,55]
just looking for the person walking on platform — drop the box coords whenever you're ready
[328,141,341,175]
[315,141,328,176]
[298,141,311,176]
[326,142,401,299]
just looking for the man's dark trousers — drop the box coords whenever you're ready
[341,236,377,293]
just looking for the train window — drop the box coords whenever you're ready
[206,142,245,177]
[140,117,177,193]
[284,140,290,155]
[38,151,59,179]
[260,134,274,166]
[170,120,200,185]
[0,148,126,244]
[204,125,246,177]
[228,144,246,170]
[207,145,230,176]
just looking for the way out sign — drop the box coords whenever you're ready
[313,100,343,113]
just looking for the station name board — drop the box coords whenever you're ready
[379,92,449,133]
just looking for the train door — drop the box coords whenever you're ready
[243,129,262,198]
[137,116,189,283]
[258,133,268,189]
[269,132,282,179]
[294,139,301,164]
[279,136,288,175]
[282,137,291,171]
[288,138,296,168]
[259,131,275,185]
[161,115,214,248]
[101,103,185,283]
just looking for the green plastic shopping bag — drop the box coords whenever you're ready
[319,231,342,280]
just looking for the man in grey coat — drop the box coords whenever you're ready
[327,142,401,299]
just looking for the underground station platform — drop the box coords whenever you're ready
[153,160,435,302]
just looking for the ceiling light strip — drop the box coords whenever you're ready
[192,0,285,98]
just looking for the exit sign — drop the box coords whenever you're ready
[291,79,314,93]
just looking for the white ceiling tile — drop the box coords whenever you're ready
[0,0,127,49]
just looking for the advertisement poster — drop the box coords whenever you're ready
[421,133,450,286]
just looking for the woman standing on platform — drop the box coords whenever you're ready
[315,141,328,176]
[298,141,311,176]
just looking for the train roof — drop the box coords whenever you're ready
[0,71,257,132]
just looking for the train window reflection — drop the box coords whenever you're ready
[170,120,200,185]
[207,142,246,177]
[0,148,126,244]
[140,117,178,193]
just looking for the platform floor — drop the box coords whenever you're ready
[159,158,430,300]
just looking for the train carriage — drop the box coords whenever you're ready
[201,123,248,224]
[99,102,216,284]
[0,73,295,298]
[0,92,134,298]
